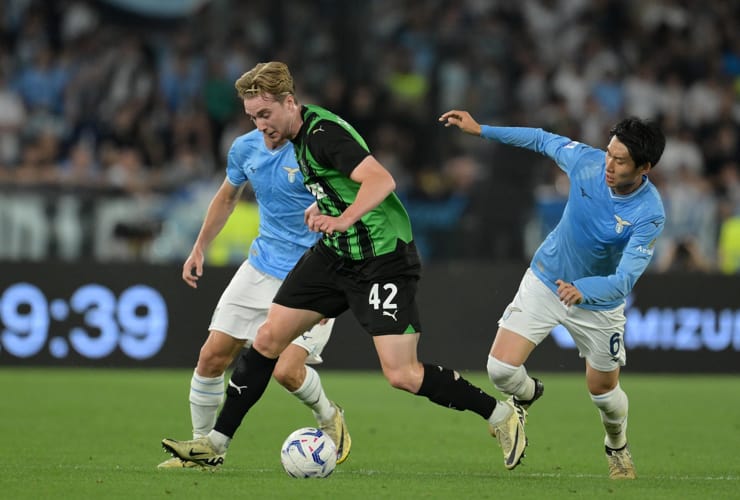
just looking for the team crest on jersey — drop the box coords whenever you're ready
[614,215,632,234]
[282,166,299,183]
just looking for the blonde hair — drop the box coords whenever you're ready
[235,61,295,102]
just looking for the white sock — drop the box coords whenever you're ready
[189,370,224,439]
[290,365,334,424]
[591,384,629,449]
[488,400,514,426]
[207,430,231,454]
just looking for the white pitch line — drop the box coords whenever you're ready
[343,469,739,481]
[50,463,740,481]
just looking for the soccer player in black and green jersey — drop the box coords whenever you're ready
[162,61,526,471]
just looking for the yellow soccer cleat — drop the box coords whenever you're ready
[489,400,527,470]
[161,436,225,469]
[319,401,352,464]
[606,445,636,479]
[157,457,202,469]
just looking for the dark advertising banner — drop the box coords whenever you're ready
[0,263,738,372]
[0,262,215,367]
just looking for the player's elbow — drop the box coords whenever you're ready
[385,176,397,194]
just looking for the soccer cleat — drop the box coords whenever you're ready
[605,444,636,479]
[157,457,202,469]
[161,436,225,469]
[489,400,527,470]
[319,401,352,464]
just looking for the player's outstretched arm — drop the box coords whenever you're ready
[438,110,482,136]
[183,179,243,288]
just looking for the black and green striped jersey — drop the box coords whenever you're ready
[292,104,413,260]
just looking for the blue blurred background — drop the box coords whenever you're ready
[1,1,738,370]
[1,0,738,270]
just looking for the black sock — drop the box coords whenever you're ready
[213,347,277,438]
[416,363,497,419]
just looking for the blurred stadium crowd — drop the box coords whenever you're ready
[0,0,738,272]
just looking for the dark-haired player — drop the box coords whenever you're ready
[440,109,666,479]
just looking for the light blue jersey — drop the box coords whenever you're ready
[481,126,665,310]
[226,129,319,279]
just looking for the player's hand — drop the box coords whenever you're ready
[183,250,205,289]
[304,202,320,225]
[307,214,351,236]
[438,110,482,136]
[555,279,583,306]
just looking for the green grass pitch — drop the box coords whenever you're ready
[1,368,738,499]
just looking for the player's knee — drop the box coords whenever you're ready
[253,322,282,357]
[587,377,618,395]
[272,361,302,392]
[196,345,231,377]
[487,355,526,395]
[385,374,415,392]
[383,365,422,393]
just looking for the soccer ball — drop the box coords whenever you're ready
[280,427,337,478]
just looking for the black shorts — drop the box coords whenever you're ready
[274,240,423,336]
